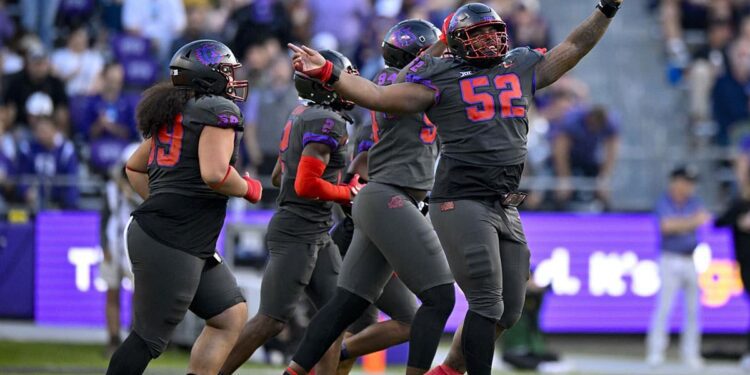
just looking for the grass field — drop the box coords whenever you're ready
[1,340,747,375]
[0,341,413,375]
[0,340,545,375]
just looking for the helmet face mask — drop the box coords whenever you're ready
[218,63,248,101]
[169,40,249,102]
[447,3,509,67]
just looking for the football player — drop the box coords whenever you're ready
[283,19,457,375]
[107,40,261,375]
[219,50,361,375]
[288,1,623,374]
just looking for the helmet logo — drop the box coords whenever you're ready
[195,43,224,65]
[393,27,418,48]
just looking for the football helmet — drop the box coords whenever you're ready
[170,40,249,101]
[446,3,509,67]
[382,19,441,69]
[294,50,359,111]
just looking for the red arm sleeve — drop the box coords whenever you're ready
[295,155,351,203]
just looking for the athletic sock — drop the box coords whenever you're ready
[292,288,370,371]
[461,310,496,375]
[407,283,456,369]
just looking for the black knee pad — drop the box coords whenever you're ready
[106,332,154,375]
[406,284,456,370]
[417,283,455,315]
[497,309,522,330]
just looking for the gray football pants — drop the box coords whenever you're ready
[338,182,454,302]
[430,199,530,328]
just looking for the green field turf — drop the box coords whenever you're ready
[0,340,409,375]
[0,340,535,375]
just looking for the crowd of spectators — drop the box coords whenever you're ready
[0,0,621,213]
[657,0,750,153]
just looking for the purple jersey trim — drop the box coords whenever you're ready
[532,70,537,96]
[405,73,441,104]
[358,140,374,154]
[303,132,339,151]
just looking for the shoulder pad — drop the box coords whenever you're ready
[502,47,544,70]
[187,95,244,130]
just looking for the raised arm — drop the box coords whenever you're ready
[535,0,622,90]
[288,44,434,114]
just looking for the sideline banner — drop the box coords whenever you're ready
[34,211,746,333]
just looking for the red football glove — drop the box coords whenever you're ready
[440,12,454,45]
[242,173,263,204]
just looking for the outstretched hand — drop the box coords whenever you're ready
[288,43,326,75]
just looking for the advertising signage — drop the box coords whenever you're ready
[35,211,746,333]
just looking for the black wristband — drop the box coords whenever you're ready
[596,0,620,18]
[326,63,342,86]
[342,172,355,184]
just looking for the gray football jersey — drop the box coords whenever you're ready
[368,67,439,191]
[146,94,243,200]
[404,47,544,199]
[352,123,373,157]
[274,104,348,235]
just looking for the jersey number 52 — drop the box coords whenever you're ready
[459,73,525,122]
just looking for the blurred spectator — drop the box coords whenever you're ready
[51,25,104,96]
[711,39,750,146]
[0,106,15,212]
[522,105,553,210]
[646,166,709,369]
[687,19,734,141]
[309,0,370,58]
[20,0,60,48]
[506,0,551,49]
[108,33,160,90]
[83,63,138,175]
[223,0,292,56]
[737,134,750,189]
[169,1,220,59]
[101,143,139,357]
[100,0,125,32]
[15,114,80,210]
[715,173,750,370]
[552,105,619,211]
[500,277,562,371]
[241,36,282,87]
[54,0,96,33]
[1,45,69,133]
[122,0,186,61]
[660,0,737,84]
[286,0,313,43]
[0,1,15,48]
[243,53,299,176]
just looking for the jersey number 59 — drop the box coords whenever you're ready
[459,73,525,122]
[149,114,184,167]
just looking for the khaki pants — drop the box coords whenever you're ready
[646,252,701,360]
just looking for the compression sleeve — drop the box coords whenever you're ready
[294,155,350,203]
